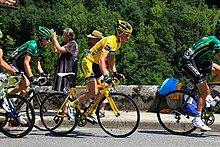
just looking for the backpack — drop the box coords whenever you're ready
[158,78,182,100]
[181,85,198,116]
[183,94,197,116]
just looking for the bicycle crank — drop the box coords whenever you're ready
[76,115,87,127]
[202,113,215,126]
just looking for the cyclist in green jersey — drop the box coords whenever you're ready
[10,26,52,96]
[182,20,220,131]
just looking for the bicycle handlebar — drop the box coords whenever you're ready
[99,77,120,89]
[36,77,48,86]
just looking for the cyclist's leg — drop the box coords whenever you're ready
[210,63,220,86]
[68,58,98,119]
[93,63,106,116]
[9,62,30,96]
[76,57,98,104]
[182,59,211,130]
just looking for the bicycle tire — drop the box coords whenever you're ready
[0,94,35,138]
[40,92,77,136]
[28,91,50,131]
[97,92,140,137]
[157,90,197,135]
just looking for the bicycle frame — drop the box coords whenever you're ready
[55,78,120,118]
[184,81,220,115]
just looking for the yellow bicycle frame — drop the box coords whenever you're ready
[55,78,120,118]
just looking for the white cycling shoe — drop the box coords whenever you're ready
[2,98,11,112]
[17,114,27,125]
[192,119,211,131]
[87,113,98,124]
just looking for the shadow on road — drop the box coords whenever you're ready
[138,129,220,138]
[42,130,109,138]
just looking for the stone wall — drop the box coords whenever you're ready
[42,85,220,113]
[44,85,160,112]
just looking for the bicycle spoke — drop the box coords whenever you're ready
[97,93,140,137]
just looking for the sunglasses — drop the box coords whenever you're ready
[42,37,50,41]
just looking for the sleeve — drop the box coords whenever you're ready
[101,39,112,53]
[64,41,77,54]
[26,42,36,56]
[214,42,220,53]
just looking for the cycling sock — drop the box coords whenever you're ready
[195,111,201,121]
[91,107,97,114]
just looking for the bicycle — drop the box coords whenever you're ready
[40,73,140,137]
[25,76,56,131]
[156,80,220,135]
[0,73,35,138]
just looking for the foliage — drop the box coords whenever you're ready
[0,0,220,86]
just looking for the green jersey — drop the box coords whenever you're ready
[183,36,220,64]
[10,40,47,64]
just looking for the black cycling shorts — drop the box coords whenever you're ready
[182,59,212,84]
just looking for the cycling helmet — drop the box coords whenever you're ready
[116,20,133,36]
[38,26,52,39]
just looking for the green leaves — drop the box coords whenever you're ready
[1,0,220,85]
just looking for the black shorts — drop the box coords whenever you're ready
[10,59,27,76]
[182,59,212,84]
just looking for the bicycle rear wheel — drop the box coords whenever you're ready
[0,94,35,138]
[157,90,197,135]
[97,92,140,137]
[40,93,77,136]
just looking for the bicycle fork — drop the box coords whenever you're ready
[105,92,120,117]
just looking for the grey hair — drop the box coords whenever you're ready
[63,28,75,40]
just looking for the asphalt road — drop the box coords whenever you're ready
[1,128,220,147]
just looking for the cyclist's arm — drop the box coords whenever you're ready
[99,51,109,76]
[34,56,44,74]
[24,55,33,77]
[0,49,15,74]
[108,54,117,73]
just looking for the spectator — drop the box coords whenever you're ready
[52,28,78,91]
[87,30,103,49]
[87,30,106,117]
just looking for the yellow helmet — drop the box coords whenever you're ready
[116,20,133,36]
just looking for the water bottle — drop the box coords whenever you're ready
[210,96,220,106]
[63,87,70,94]
[206,95,214,107]
[207,89,220,107]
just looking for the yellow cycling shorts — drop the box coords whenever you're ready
[81,57,95,80]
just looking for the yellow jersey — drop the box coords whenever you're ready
[86,35,121,64]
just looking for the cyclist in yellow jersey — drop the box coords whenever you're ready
[67,20,133,122]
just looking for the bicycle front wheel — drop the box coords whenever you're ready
[0,94,35,138]
[29,91,50,131]
[40,93,77,136]
[97,92,140,137]
[157,90,197,135]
